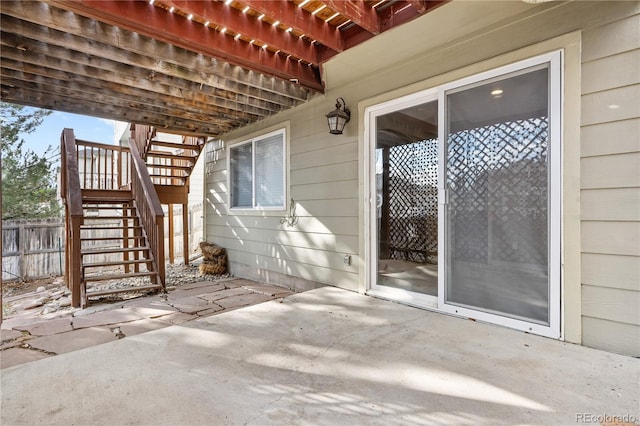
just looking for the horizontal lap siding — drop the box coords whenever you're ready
[205,110,360,291]
[580,12,640,356]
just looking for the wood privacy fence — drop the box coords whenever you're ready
[2,203,203,282]
[2,218,65,282]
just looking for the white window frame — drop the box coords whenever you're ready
[227,128,287,211]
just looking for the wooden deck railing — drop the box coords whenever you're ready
[60,129,84,307]
[131,123,155,159]
[129,141,165,288]
[75,139,131,190]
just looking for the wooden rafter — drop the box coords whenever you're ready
[0,2,309,104]
[322,0,380,35]
[160,0,322,63]
[241,0,345,53]
[0,0,447,136]
[47,0,324,91]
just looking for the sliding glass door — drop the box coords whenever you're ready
[439,52,561,337]
[367,52,561,338]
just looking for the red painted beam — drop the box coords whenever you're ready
[163,0,319,65]
[322,0,380,35]
[242,0,345,53]
[48,0,323,91]
[379,0,449,31]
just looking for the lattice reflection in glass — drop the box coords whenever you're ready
[388,138,439,264]
[447,117,549,265]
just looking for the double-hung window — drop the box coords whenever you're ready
[229,129,286,209]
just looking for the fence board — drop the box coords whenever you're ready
[2,207,203,281]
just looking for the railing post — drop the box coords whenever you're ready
[70,217,82,308]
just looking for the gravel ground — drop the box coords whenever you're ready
[2,260,233,317]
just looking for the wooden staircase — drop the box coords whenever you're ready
[80,190,162,299]
[60,125,204,308]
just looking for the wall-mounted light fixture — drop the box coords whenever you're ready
[326,97,351,135]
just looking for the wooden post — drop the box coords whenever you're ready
[18,223,26,281]
[123,202,130,273]
[182,203,189,265]
[70,218,82,308]
[168,204,174,264]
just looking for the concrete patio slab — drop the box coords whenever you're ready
[1,287,638,426]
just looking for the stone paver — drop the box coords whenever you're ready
[194,305,225,316]
[71,307,175,329]
[195,287,249,302]
[14,318,73,336]
[28,327,117,355]
[0,347,52,369]
[1,278,296,369]
[0,329,23,343]
[170,296,211,314]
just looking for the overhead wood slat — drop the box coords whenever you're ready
[0,24,295,115]
[241,0,345,53]
[0,0,311,103]
[0,72,238,134]
[1,86,219,135]
[161,0,322,64]
[0,0,445,137]
[0,63,252,132]
[322,0,380,35]
[47,0,325,91]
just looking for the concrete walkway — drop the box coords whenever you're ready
[1,287,638,425]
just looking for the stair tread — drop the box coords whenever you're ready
[83,272,158,282]
[83,216,137,220]
[82,205,136,209]
[80,225,142,231]
[81,246,149,255]
[149,174,187,180]
[149,140,202,150]
[147,150,197,160]
[147,164,193,170]
[83,259,151,268]
[81,236,145,241]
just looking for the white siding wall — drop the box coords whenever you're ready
[205,1,640,355]
[580,12,640,356]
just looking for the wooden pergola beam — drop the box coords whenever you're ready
[47,0,324,91]
[241,0,345,52]
[162,0,322,63]
[322,0,380,35]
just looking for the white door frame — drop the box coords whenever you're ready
[364,88,439,310]
[437,51,562,339]
[364,50,562,339]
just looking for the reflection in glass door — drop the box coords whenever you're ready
[440,54,561,336]
[374,99,439,299]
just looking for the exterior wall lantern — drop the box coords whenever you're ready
[326,97,351,135]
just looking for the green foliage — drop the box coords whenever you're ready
[1,102,60,220]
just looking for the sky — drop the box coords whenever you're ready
[19,109,119,162]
